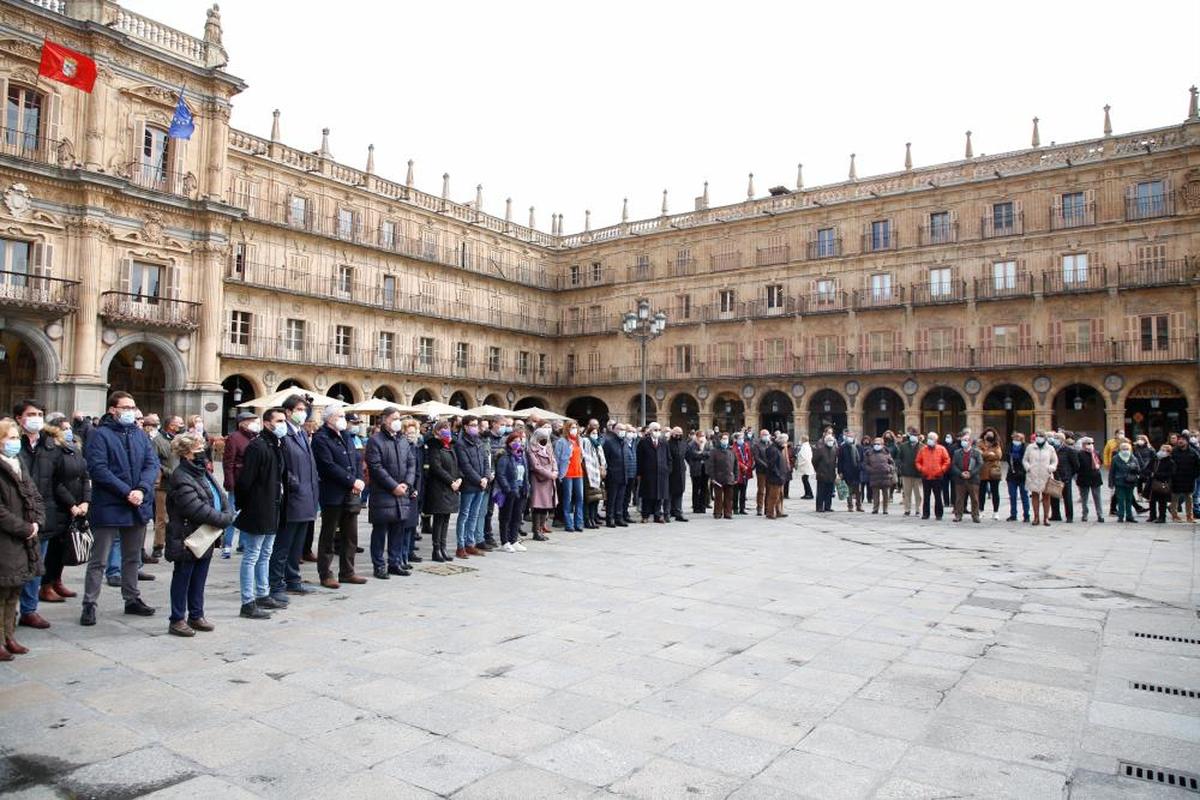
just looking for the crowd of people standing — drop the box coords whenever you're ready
[2,388,1194,658]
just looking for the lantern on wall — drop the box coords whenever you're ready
[879,397,888,412]
[1003,394,1013,410]
[1073,392,1083,411]
[936,395,946,412]
[232,387,243,402]
[133,354,145,371]
[823,398,831,413]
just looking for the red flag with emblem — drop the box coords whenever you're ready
[38,38,96,93]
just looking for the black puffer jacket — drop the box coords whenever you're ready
[235,434,286,535]
[46,441,91,538]
[422,436,461,515]
[0,458,45,587]
[165,459,233,563]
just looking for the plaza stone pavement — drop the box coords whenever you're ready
[1,501,1198,800]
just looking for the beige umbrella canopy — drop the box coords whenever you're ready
[236,387,342,409]
[342,398,415,415]
[409,400,467,418]
[463,404,516,419]
[510,406,573,421]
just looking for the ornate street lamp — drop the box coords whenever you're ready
[620,298,667,427]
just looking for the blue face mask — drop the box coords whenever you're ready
[2,440,20,458]
[499,426,512,436]
[64,429,75,443]
[118,410,137,426]
[272,422,289,439]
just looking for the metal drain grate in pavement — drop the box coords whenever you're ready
[1130,631,1200,645]
[418,563,478,576]
[1118,761,1199,792]
[1129,681,1198,699]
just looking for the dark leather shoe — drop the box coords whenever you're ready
[373,568,390,580]
[39,584,64,603]
[615,520,628,527]
[240,603,270,619]
[258,595,286,609]
[409,554,424,563]
[168,620,195,637]
[141,551,160,564]
[137,571,155,581]
[387,564,409,576]
[18,612,50,629]
[80,604,96,626]
[340,574,368,584]
[302,551,318,563]
[124,598,155,617]
[187,617,214,632]
[106,575,121,587]
[5,637,29,654]
[320,577,340,589]
[465,546,484,556]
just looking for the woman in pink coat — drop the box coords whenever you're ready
[528,429,558,542]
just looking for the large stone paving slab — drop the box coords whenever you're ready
[0,500,1196,798]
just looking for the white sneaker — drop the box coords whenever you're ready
[513,542,527,552]
[501,543,515,553]
[992,512,999,521]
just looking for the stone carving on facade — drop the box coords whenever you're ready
[182,172,199,198]
[0,38,42,63]
[55,137,75,168]
[2,183,32,218]
[205,5,224,47]
[263,370,277,387]
[141,212,165,244]
[1181,169,1200,211]
[121,84,181,109]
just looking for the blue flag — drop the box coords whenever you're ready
[168,86,194,140]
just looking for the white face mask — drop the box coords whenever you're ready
[247,421,262,434]
[617,430,627,439]
[824,437,835,447]
[334,418,347,432]
[23,417,44,433]
[389,419,404,433]
[927,436,937,445]
[650,431,660,441]
[873,444,882,451]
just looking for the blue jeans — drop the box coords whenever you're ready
[239,532,275,605]
[1007,479,1030,520]
[400,526,415,564]
[456,490,487,548]
[19,538,50,615]
[371,521,404,570]
[269,520,308,594]
[561,476,585,530]
[224,490,238,548]
[1192,477,1200,515]
[169,552,212,622]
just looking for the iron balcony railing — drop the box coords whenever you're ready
[755,245,790,267]
[0,126,70,167]
[919,222,958,246]
[1116,259,1193,289]
[1050,201,1096,230]
[710,251,742,272]
[862,230,899,252]
[974,272,1033,301]
[910,279,967,305]
[1042,266,1107,294]
[670,257,697,278]
[626,263,654,282]
[1124,193,1175,221]
[806,237,843,259]
[853,285,906,310]
[124,161,194,197]
[0,271,79,314]
[804,291,850,314]
[981,211,1024,239]
[100,291,200,331]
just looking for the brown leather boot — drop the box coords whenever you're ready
[465,546,484,556]
[52,580,77,598]
[320,576,340,589]
[39,584,64,603]
[5,637,29,655]
[455,547,468,558]
[0,644,12,662]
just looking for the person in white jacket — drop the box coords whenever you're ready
[796,435,815,499]
[1022,432,1059,527]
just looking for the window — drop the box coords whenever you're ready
[381,274,396,307]
[1060,191,1086,226]
[869,273,892,300]
[675,248,692,273]
[815,278,836,305]
[421,228,438,259]
[334,325,353,357]
[587,304,603,329]
[419,281,436,311]
[929,211,952,242]
[764,338,786,370]
[816,227,836,257]
[337,208,355,239]
[454,342,469,369]
[867,331,892,358]
[130,261,163,303]
[590,262,602,283]
[1133,180,1167,218]
[567,306,581,332]
[992,260,1017,291]
[517,350,531,375]
[1140,315,1169,352]
[488,346,501,372]
[813,334,838,362]
[992,201,1015,231]
[870,219,891,250]
[766,284,785,309]
[928,267,952,298]
[1062,320,1093,358]
[674,344,693,373]
[635,253,651,277]
[992,325,1014,351]
[1137,244,1166,270]
[232,242,246,278]
[229,310,251,346]
[537,353,547,377]
[677,293,692,319]
[1062,253,1088,284]
[565,353,576,378]
[0,237,32,285]
[586,351,600,372]
[335,264,353,295]
[377,331,394,361]
[569,264,580,286]
[719,289,736,313]
[285,318,305,351]
[418,336,435,367]
[718,341,738,370]
[380,219,396,249]
[929,328,954,353]
[139,125,169,188]
[4,84,42,153]
[289,195,308,228]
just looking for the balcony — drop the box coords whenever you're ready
[910,348,973,371]
[910,279,966,306]
[974,272,1033,302]
[743,297,798,318]
[1125,193,1175,221]
[802,291,849,315]
[670,257,697,278]
[795,352,852,374]
[806,238,843,259]
[627,263,654,282]
[972,345,1036,369]
[919,223,958,246]
[559,317,610,336]
[559,266,615,290]
[1117,259,1194,289]
[1111,336,1198,364]
[853,286,906,311]
[125,162,193,197]
[0,271,79,315]
[861,231,898,252]
[1050,202,1096,230]
[710,251,742,272]
[1042,266,1107,294]
[0,127,70,167]
[981,212,1024,239]
[755,245,790,267]
[100,291,200,331]
[854,350,908,373]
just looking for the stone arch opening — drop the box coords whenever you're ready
[1051,383,1106,441]
[861,388,904,436]
[565,396,609,428]
[628,393,657,426]
[102,335,186,417]
[712,393,745,433]
[759,390,793,436]
[222,374,257,434]
[807,389,846,440]
[328,381,357,404]
[448,390,472,410]
[1124,380,1188,447]
[372,384,398,401]
[920,387,966,439]
[669,393,700,432]
[514,396,548,411]
[982,384,1036,442]
[412,388,436,405]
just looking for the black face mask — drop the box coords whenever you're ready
[192,452,208,468]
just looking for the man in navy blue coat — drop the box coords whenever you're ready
[366,406,417,578]
[312,404,365,588]
[81,391,159,625]
[269,394,319,603]
[601,423,628,528]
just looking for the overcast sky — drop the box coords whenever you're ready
[126,0,1199,233]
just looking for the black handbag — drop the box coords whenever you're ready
[62,517,93,566]
[343,493,363,515]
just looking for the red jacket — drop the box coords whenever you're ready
[222,427,257,491]
[915,443,950,481]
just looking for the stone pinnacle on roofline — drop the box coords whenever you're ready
[442,173,450,201]
[795,163,803,190]
[1189,86,1199,120]
[746,172,754,200]
[904,143,912,171]
[848,153,856,181]
[270,109,279,142]
[405,159,414,188]
[621,197,628,223]
[1032,117,1040,148]
[661,189,668,216]
[319,128,330,159]
[964,131,973,159]
[1103,104,1112,136]
[366,144,374,175]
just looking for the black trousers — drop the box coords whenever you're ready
[691,476,708,513]
[922,478,944,519]
[800,475,813,498]
[816,479,834,511]
[1050,484,1073,521]
[978,479,1001,512]
[317,505,358,580]
[641,495,668,519]
[732,482,747,513]
[606,480,626,525]
[670,491,684,518]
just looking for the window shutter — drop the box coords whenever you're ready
[118,258,132,293]
[277,316,286,346]
[164,264,180,299]
[305,195,315,230]
[953,327,964,352]
[980,325,993,352]
[132,119,145,167]
[1019,322,1031,350]
[31,241,52,277]
[752,338,764,371]
[171,139,187,193]
[46,92,63,152]
[410,334,419,368]
[1090,317,1105,344]
[1169,312,1185,347]
[1048,320,1062,362]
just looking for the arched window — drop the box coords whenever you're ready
[5,84,42,153]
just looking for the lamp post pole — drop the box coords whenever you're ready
[621,298,667,429]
